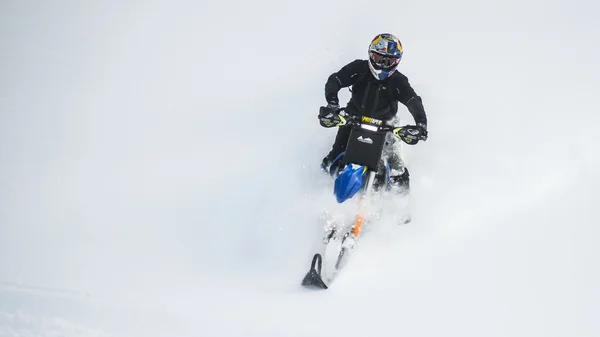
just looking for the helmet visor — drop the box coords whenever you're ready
[370,52,400,70]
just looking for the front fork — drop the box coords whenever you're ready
[350,170,376,238]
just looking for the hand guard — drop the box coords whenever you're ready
[394,123,428,145]
[318,103,342,128]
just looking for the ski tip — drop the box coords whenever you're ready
[301,253,328,290]
[301,269,328,289]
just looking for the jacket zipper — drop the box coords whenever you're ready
[360,81,372,112]
[358,80,382,116]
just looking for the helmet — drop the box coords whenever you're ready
[368,33,403,80]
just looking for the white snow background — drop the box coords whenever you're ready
[1,0,599,336]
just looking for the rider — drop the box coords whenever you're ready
[318,33,428,193]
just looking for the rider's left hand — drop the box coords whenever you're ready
[416,123,428,141]
[394,123,427,145]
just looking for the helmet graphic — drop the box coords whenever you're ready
[368,33,403,80]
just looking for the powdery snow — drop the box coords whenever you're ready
[1,0,599,336]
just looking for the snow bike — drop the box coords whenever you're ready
[302,111,421,289]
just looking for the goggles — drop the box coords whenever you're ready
[369,51,400,69]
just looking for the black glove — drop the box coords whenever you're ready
[393,123,428,145]
[416,122,428,141]
[318,103,341,128]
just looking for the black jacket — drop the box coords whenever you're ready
[325,60,427,125]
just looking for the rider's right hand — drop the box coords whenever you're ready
[318,103,341,128]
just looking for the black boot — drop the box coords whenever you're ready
[321,153,344,177]
[321,154,334,172]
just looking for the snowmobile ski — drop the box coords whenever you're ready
[301,226,356,290]
[301,254,328,289]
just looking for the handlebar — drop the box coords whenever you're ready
[337,109,395,132]
[335,109,421,145]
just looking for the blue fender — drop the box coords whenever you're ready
[334,164,366,203]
